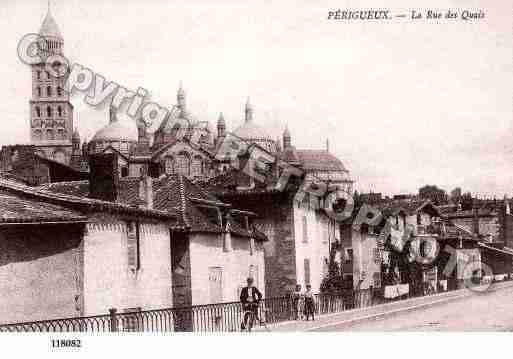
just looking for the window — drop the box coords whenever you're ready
[35,106,41,117]
[46,129,54,140]
[248,265,258,289]
[302,215,308,243]
[57,86,63,96]
[417,213,421,225]
[47,86,52,97]
[36,70,41,80]
[175,152,190,176]
[47,106,52,117]
[345,248,354,264]
[164,157,174,174]
[208,266,223,304]
[36,86,41,97]
[304,258,311,286]
[191,156,203,178]
[33,129,42,140]
[57,129,65,140]
[127,221,141,271]
[57,106,62,117]
[46,71,50,79]
[121,167,129,178]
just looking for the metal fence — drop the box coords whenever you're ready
[0,294,346,333]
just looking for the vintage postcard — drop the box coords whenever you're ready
[0,0,511,355]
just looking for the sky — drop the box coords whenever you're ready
[0,0,511,197]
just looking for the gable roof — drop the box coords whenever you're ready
[0,178,174,221]
[0,190,86,224]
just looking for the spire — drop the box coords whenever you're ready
[177,81,186,109]
[283,125,291,149]
[326,138,330,152]
[39,1,63,40]
[245,97,253,122]
[217,112,226,139]
[72,127,80,141]
[109,107,118,123]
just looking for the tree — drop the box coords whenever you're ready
[418,185,448,205]
[320,246,345,295]
[450,187,462,203]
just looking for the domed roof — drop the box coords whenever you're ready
[92,113,138,143]
[39,10,63,39]
[233,121,273,141]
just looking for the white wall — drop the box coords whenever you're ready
[293,204,332,293]
[189,233,265,305]
[83,217,173,315]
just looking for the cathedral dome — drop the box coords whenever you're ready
[233,98,277,153]
[92,113,138,143]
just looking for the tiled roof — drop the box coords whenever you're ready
[444,208,496,219]
[38,181,89,197]
[199,168,289,197]
[0,178,174,221]
[0,190,86,224]
[295,150,347,172]
[36,174,264,239]
[154,174,261,238]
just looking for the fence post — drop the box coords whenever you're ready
[109,308,118,332]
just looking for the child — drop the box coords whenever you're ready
[291,284,303,320]
[304,284,315,321]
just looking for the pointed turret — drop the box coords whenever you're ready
[283,125,291,149]
[217,112,226,138]
[245,97,253,122]
[177,82,186,110]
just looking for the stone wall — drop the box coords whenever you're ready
[0,224,84,324]
[83,215,173,315]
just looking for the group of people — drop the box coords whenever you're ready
[291,284,316,321]
[239,278,317,331]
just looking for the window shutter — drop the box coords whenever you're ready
[304,258,311,285]
[127,222,140,271]
[302,216,308,243]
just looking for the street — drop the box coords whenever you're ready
[314,284,513,331]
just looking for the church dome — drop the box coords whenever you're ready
[92,113,138,143]
[233,99,277,153]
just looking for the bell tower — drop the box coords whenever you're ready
[29,4,74,164]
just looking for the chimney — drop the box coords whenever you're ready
[138,172,153,210]
[89,153,119,202]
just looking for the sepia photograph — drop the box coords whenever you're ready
[0,0,511,356]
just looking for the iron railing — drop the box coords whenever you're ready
[0,294,346,332]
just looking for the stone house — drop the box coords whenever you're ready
[0,176,176,324]
[38,153,266,307]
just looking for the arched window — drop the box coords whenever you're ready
[36,70,41,80]
[47,86,52,97]
[121,167,129,178]
[57,106,62,117]
[46,71,50,79]
[57,129,65,139]
[34,129,42,140]
[35,106,41,117]
[164,157,174,174]
[191,156,203,178]
[57,87,63,96]
[46,129,54,140]
[36,86,41,97]
[53,151,65,163]
[175,153,190,176]
[47,106,52,117]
